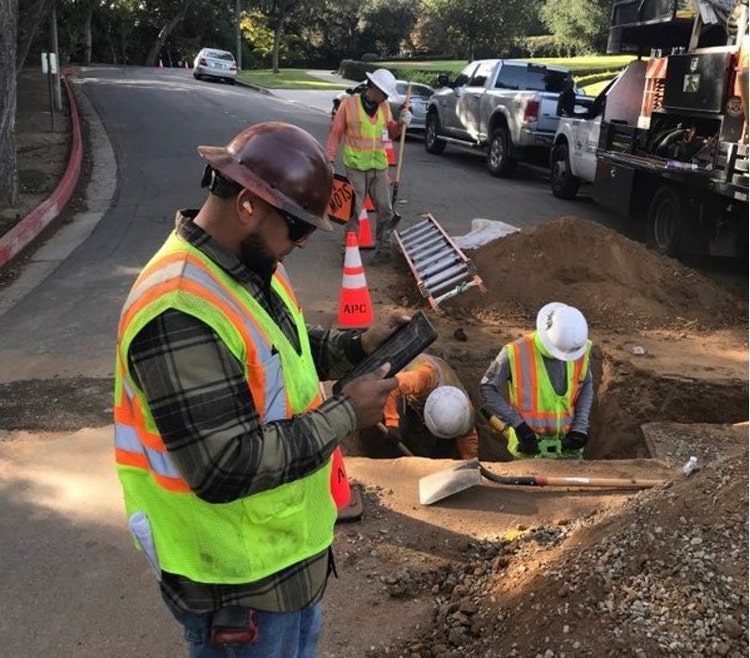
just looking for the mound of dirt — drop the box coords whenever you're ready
[443,217,746,331]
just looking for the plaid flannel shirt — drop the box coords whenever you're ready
[126,210,364,613]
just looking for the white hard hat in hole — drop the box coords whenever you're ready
[365,68,399,98]
[423,386,474,439]
[536,302,588,361]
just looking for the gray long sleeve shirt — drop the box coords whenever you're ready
[480,344,593,435]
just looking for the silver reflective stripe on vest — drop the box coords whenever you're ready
[514,343,534,412]
[115,378,185,481]
[121,260,187,321]
[124,254,287,423]
[344,97,385,150]
[513,342,574,430]
[114,421,184,480]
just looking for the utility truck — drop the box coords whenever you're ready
[550,0,748,258]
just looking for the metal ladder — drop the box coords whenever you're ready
[394,213,486,310]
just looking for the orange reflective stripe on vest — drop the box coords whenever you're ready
[342,95,389,170]
[508,335,587,435]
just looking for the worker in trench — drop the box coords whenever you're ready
[363,353,480,460]
[480,302,594,459]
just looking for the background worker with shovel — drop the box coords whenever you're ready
[480,302,594,459]
[326,68,412,264]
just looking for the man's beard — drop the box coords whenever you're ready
[239,233,277,281]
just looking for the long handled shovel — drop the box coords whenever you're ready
[418,459,664,505]
[418,407,665,504]
[390,83,411,230]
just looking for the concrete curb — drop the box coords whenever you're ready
[0,73,83,268]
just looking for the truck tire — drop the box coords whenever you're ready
[647,186,684,257]
[550,142,580,200]
[425,114,446,154]
[487,127,516,177]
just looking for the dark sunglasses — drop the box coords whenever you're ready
[276,206,317,242]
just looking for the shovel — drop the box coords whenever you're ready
[420,408,664,504]
[418,459,665,505]
[389,83,411,230]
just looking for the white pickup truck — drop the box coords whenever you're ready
[549,61,646,199]
[424,58,588,177]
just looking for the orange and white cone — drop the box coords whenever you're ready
[384,134,396,166]
[357,207,375,249]
[337,231,374,329]
[363,194,375,211]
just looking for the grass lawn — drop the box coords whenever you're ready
[379,54,635,75]
[238,55,631,92]
[237,69,350,90]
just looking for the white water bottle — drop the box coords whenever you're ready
[682,456,698,476]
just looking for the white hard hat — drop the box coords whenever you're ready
[365,68,399,98]
[423,386,474,439]
[536,302,588,361]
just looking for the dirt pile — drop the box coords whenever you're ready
[363,429,748,658]
[443,217,746,331]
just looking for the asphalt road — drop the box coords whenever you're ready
[0,66,626,384]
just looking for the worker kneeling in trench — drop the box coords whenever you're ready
[372,354,479,460]
[480,302,594,460]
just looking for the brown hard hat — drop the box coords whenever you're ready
[197,122,333,231]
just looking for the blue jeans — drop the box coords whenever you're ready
[169,602,323,658]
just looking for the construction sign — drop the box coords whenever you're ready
[327,173,355,225]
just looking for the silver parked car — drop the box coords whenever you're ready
[331,80,434,132]
[193,48,237,84]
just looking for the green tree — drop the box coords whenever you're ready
[360,0,418,57]
[540,0,610,55]
[431,0,528,60]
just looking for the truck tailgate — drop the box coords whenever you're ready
[536,92,561,133]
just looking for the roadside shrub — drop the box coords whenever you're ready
[575,69,622,87]
[361,53,380,62]
[340,59,381,81]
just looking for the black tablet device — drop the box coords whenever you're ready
[332,311,438,395]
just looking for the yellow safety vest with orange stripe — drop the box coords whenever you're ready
[342,95,391,171]
[114,231,338,584]
[505,332,592,459]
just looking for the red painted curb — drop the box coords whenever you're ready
[0,74,83,268]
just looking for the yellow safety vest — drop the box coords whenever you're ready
[114,231,337,584]
[342,94,391,171]
[505,333,591,459]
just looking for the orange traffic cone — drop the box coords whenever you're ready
[363,194,375,211]
[357,207,375,249]
[384,134,396,166]
[337,231,374,329]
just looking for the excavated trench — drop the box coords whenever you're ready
[0,348,744,467]
[343,341,749,463]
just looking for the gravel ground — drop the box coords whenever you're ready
[362,431,748,658]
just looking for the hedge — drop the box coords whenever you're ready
[339,59,627,90]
